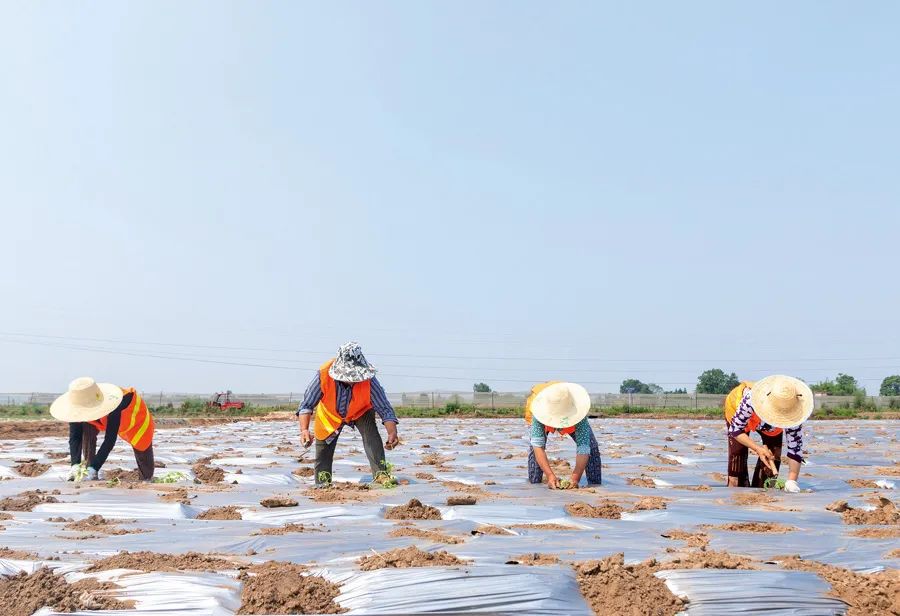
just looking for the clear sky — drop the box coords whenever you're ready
[1,3,898,394]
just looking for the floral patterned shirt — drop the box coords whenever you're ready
[728,387,804,463]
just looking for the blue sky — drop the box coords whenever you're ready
[1,3,898,393]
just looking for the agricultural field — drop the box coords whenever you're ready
[0,417,897,615]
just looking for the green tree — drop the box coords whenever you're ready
[647,383,664,395]
[696,369,741,394]
[811,373,863,396]
[620,379,651,394]
[879,375,900,396]
[665,387,688,394]
[473,382,492,393]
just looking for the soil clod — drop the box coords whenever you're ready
[385,498,442,520]
[358,546,464,570]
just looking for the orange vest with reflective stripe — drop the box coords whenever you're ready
[724,381,782,437]
[313,360,373,441]
[89,388,155,451]
[524,381,577,436]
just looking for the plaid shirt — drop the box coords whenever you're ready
[296,375,397,434]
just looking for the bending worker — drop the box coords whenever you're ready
[526,381,602,488]
[297,342,399,486]
[724,375,813,493]
[50,377,155,481]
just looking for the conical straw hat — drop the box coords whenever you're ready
[750,375,814,428]
[50,377,123,423]
[529,382,591,429]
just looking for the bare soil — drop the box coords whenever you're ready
[576,553,686,616]
[14,461,50,477]
[473,525,514,535]
[709,521,796,533]
[0,567,133,616]
[389,526,465,544]
[0,546,40,559]
[238,561,345,615]
[627,476,656,488]
[159,487,192,504]
[631,497,669,511]
[848,527,900,539]
[874,466,900,477]
[419,453,452,467]
[510,523,580,530]
[708,472,727,483]
[846,478,881,488]
[64,515,143,535]
[197,506,243,520]
[731,491,778,506]
[86,551,239,572]
[253,523,325,536]
[385,498,442,520]
[105,468,143,482]
[415,472,435,480]
[0,422,68,439]
[192,457,226,483]
[507,552,560,565]
[661,550,756,569]
[292,466,314,477]
[0,489,59,511]
[566,501,623,519]
[304,483,373,503]
[672,484,711,491]
[260,496,298,508]
[357,546,465,571]
[447,495,477,506]
[828,497,899,525]
[661,529,710,549]
[778,555,900,616]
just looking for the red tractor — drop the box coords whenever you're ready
[207,390,245,411]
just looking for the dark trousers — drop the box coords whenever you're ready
[76,423,156,481]
[527,428,603,485]
[314,409,387,485]
[727,430,782,488]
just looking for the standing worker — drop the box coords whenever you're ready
[724,375,813,492]
[50,377,155,481]
[297,342,399,486]
[526,381,602,488]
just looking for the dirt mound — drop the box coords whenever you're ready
[0,567,133,616]
[86,551,238,572]
[0,489,59,511]
[64,515,141,535]
[507,553,560,566]
[45,451,68,459]
[566,501,622,519]
[197,506,243,520]
[0,422,67,439]
[447,495,477,506]
[385,499,442,520]
[459,438,478,446]
[14,461,50,477]
[105,468,143,482]
[238,561,345,614]
[0,547,40,559]
[732,491,777,506]
[415,472,435,480]
[253,523,324,536]
[389,526,465,544]
[778,555,900,616]
[846,479,881,488]
[473,525,513,535]
[304,483,372,503]
[849,527,900,539]
[875,466,900,477]
[419,453,452,467]
[829,497,899,525]
[628,476,656,488]
[575,553,686,616]
[159,487,192,504]
[358,546,464,571]
[192,457,225,483]
[710,521,796,533]
[510,523,579,530]
[651,454,680,466]
[292,466,314,477]
[708,472,727,483]
[673,484,711,491]
[661,529,710,549]
[886,548,900,559]
[631,497,669,511]
[260,496,298,508]
[662,550,756,569]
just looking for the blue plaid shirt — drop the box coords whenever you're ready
[297,375,397,441]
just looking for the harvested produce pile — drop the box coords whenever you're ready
[238,562,345,615]
[358,546,465,570]
[0,567,133,616]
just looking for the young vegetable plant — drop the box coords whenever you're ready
[317,470,333,486]
[371,460,398,489]
[763,477,787,490]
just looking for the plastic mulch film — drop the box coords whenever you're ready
[656,569,849,615]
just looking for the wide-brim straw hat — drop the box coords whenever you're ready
[530,382,591,429]
[50,377,123,423]
[328,341,377,383]
[751,375,814,428]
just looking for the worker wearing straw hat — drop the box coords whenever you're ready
[724,375,813,492]
[525,382,602,488]
[297,342,399,486]
[50,377,156,481]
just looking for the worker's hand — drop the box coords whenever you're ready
[385,422,399,450]
[569,473,582,489]
[783,479,801,493]
[546,473,559,490]
[300,429,313,448]
[754,445,778,474]
[86,467,99,481]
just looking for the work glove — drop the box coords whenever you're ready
[86,467,99,481]
[783,479,801,493]
[67,465,81,481]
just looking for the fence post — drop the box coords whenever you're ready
[491,391,495,411]
[431,392,434,410]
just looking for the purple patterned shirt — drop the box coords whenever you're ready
[728,387,805,463]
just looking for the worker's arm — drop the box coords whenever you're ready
[91,405,124,472]
[728,391,778,475]
[732,432,778,475]
[570,419,592,485]
[370,378,399,449]
[296,375,323,447]
[529,419,558,488]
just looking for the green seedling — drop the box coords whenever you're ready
[557,478,574,490]
[152,471,188,484]
[72,461,89,482]
[317,470,333,486]
[371,460,399,489]
[763,477,787,490]
[106,477,120,487]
